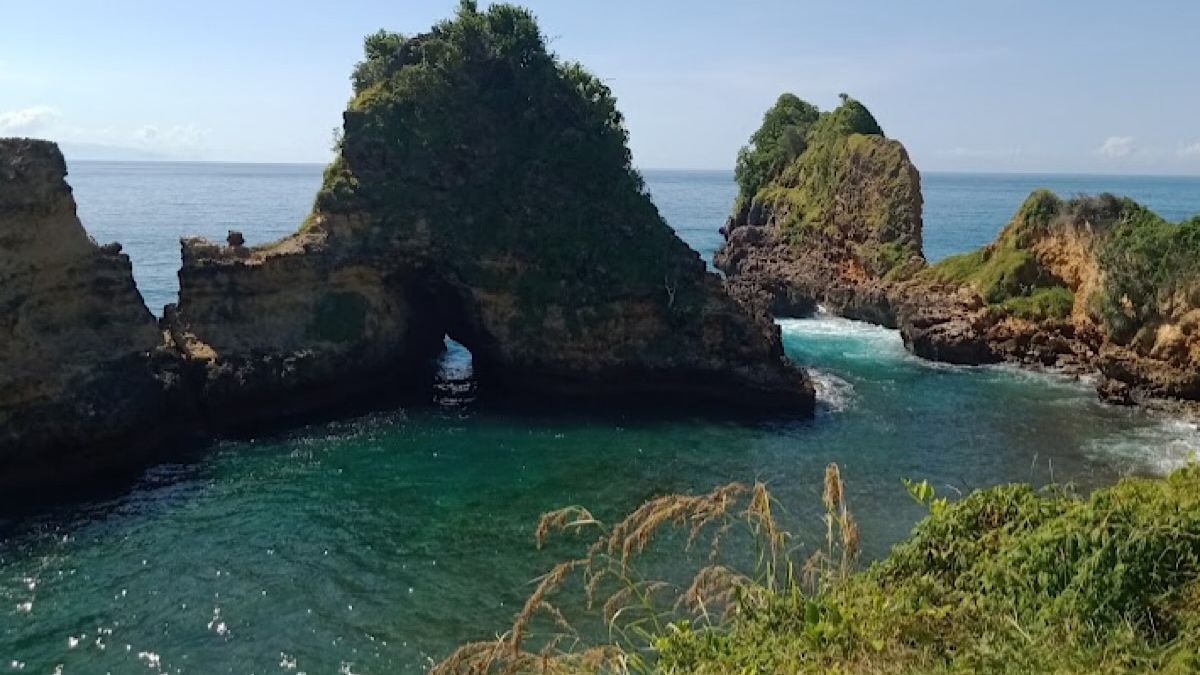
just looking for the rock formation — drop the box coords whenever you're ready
[912,192,1200,404]
[166,230,447,427]
[0,7,816,498]
[170,2,813,413]
[716,94,924,324]
[0,139,169,491]
[717,96,1200,407]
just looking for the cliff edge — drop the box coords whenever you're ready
[0,139,169,488]
[717,94,1199,407]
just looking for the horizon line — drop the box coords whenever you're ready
[65,157,1200,180]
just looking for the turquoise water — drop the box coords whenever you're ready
[2,165,1199,673]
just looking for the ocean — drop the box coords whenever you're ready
[2,164,1199,672]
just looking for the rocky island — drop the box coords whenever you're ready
[718,94,1200,408]
[0,4,812,498]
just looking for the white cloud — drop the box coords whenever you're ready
[1179,141,1200,158]
[1097,135,1135,159]
[135,123,207,149]
[0,105,61,135]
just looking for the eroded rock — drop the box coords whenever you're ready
[171,5,813,414]
[0,139,170,491]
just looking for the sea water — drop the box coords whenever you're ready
[1,165,1198,672]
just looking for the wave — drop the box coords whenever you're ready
[1085,417,1200,476]
[776,315,909,359]
[809,369,855,415]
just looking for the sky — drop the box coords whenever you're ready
[2,1,1199,174]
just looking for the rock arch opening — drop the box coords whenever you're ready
[433,336,476,406]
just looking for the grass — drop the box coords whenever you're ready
[434,464,1200,674]
[922,190,1200,333]
[999,286,1075,321]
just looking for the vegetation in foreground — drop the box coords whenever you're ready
[434,464,1200,674]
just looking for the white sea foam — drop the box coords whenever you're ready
[809,369,855,414]
[779,313,1200,477]
[1085,417,1200,476]
[777,315,906,354]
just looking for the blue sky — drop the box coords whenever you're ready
[2,1,1198,173]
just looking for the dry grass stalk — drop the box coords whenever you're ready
[511,560,584,656]
[747,481,785,558]
[430,639,509,675]
[536,506,599,550]
[678,564,752,622]
[435,474,864,674]
[606,483,751,566]
[824,463,844,513]
[601,580,668,625]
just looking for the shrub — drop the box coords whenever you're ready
[434,465,1200,674]
[734,94,820,206]
[999,286,1075,321]
[1098,203,1200,342]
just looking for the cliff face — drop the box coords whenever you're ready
[719,96,1199,407]
[716,96,923,324]
[0,139,167,483]
[167,230,446,426]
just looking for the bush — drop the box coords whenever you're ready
[734,94,820,206]
[434,465,1200,674]
[1098,203,1200,342]
[999,286,1075,321]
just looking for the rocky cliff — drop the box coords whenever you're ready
[716,94,923,323]
[166,229,446,428]
[912,192,1200,404]
[0,139,169,490]
[716,95,1200,407]
[0,7,816,499]
[171,2,813,413]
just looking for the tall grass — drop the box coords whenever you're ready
[433,464,1200,674]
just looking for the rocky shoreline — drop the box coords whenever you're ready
[0,9,815,498]
[3,15,1197,501]
[717,96,1200,412]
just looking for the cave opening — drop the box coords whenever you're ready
[432,335,477,406]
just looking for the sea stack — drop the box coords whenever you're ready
[716,94,924,325]
[169,2,814,413]
[717,95,1200,407]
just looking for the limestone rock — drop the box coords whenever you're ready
[168,229,446,427]
[172,4,813,414]
[0,139,167,490]
[716,96,924,322]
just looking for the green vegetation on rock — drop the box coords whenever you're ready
[924,189,1200,330]
[1098,204,1200,342]
[734,94,922,278]
[734,94,819,208]
[313,0,708,318]
[998,286,1075,321]
[437,465,1200,674]
[922,190,1068,309]
[294,1,812,410]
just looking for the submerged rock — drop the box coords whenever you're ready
[171,3,813,413]
[0,139,170,491]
